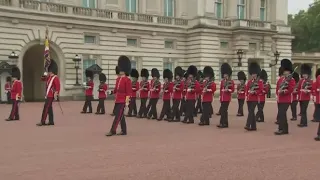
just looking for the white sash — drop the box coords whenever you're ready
[46,75,56,99]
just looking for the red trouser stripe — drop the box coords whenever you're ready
[113,103,125,132]
[41,98,53,123]
[10,100,18,119]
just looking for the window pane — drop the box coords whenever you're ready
[89,0,95,8]
[165,41,174,49]
[84,35,96,43]
[249,43,257,51]
[82,0,88,7]
[216,3,222,18]
[220,42,229,49]
[237,6,245,19]
[131,60,136,69]
[260,8,265,21]
[168,0,173,17]
[131,0,136,13]
[126,0,130,12]
[83,59,96,81]
[163,62,173,71]
[127,38,137,46]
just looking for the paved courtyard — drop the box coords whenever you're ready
[0,100,319,180]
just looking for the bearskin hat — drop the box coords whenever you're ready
[99,73,107,82]
[85,69,93,79]
[130,68,139,78]
[237,71,246,81]
[11,66,21,80]
[187,65,198,77]
[292,72,300,83]
[203,66,214,78]
[174,66,183,77]
[117,56,131,75]
[278,67,284,76]
[151,68,160,78]
[163,69,173,80]
[115,66,119,75]
[316,68,320,78]
[6,76,11,82]
[220,63,232,77]
[248,62,261,75]
[280,59,293,72]
[259,69,268,82]
[300,63,312,75]
[48,59,58,75]
[140,68,149,79]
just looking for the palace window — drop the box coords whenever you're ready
[220,41,229,49]
[84,35,97,44]
[127,56,141,71]
[237,0,245,19]
[126,0,137,13]
[260,0,266,21]
[82,58,96,81]
[163,58,174,71]
[249,43,257,51]
[82,0,96,8]
[164,40,175,49]
[215,0,223,19]
[164,0,175,17]
[127,38,139,47]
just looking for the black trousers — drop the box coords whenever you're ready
[128,97,137,116]
[40,97,54,124]
[82,95,93,112]
[96,98,105,113]
[299,100,309,125]
[183,99,196,122]
[290,100,298,118]
[237,99,245,115]
[278,103,290,132]
[147,98,159,118]
[138,98,148,117]
[159,99,171,119]
[112,104,117,115]
[299,101,302,115]
[6,92,11,104]
[219,102,230,126]
[256,101,265,121]
[209,103,213,116]
[276,103,279,123]
[180,97,186,115]
[313,103,317,120]
[110,103,126,133]
[246,101,257,129]
[9,99,19,120]
[317,122,320,136]
[194,96,202,115]
[200,102,211,124]
[171,99,181,120]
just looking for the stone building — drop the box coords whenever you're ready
[0,0,291,101]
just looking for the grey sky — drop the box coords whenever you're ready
[288,0,314,14]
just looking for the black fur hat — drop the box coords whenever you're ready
[203,66,214,78]
[11,66,21,80]
[278,67,284,76]
[151,68,160,78]
[187,65,198,77]
[280,59,293,72]
[237,71,246,81]
[130,69,139,78]
[316,68,320,78]
[220,63,232,77]
[300,63,311,75]
[85,70,93,79]
[99,73,107,82]
[118,56,131,75]
[6,76,11,82]
[140,68,149,79]
[292,72,300,83]
[163,69,173,80]
[48,59,58,75]
[115,66,119,75]
[174,66,183,77]
[249,62,261,75]
[259,69,268,82]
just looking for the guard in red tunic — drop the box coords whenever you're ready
[169,66,184,122]
[199,66,216,126]
[36,60,60,126]
[81,69,94,113]
[110,66,120,116]
[127,69,139,117]
[217,63,235,128]
[179,70,187,116]
[290,72,300,121]
[137,68,150,118]
[244,62,263,131]
[194,70,204,116]
[275,67,284,125]
[147,68,161,119]
[95,73,108,114]
[297,63,313,127]
[311,79,319,122]
[5,67,22,121]
[158,69,173,121]
[256,69,269,122]
[275,59,296,135]
[313,69,320,141]
[5,76,12,104]
[182,65,200,124]
[106,56,132,136]
[236,71,246,116]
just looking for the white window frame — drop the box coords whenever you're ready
[83,0,97,8]
[164,0,175,17]
[237,0,245,19]
[126,37,139,47]
[126,0,138,13]
[84,34,99,44]
[164,40,175,49]
[249,42,257,51]
[128,56,141,71]
[215,0,223,19]
[260,0,267,21]
[82,55,97,82]
[220,41,229,49]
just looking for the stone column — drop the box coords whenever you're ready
[204,0,215,17]
[250,0,260,20]
[197,0,205,16]
[226,0,237,19]
[11,0,20,7]
[274,0,288,24]
[312,63,317,77]
[140,0,147,13]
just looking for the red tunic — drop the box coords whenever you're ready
[298,78,313,101]
[185,80,201,100]
[201,81,216,102]
[10,80,22,100]
[162,82,173,100]
[5,82,11,92]
[276,76,295,103]
[139,80,149,98]
[258,83,269,102]
[172,81,184,100]
[98,83,108,99]
[131,81,139,98]
[245,79,263,102]
[85,80,94,96]
[114,76,132,103]
[237,84,246,100]
[181,80,187,98]
[220,79,235,102]
[150,80,161,99]
[41,75,60,98]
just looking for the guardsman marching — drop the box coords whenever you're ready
[137,68,149,118]
[95,73,108,114]
[5,67,22,121]
[158,69,173,121]
[36,60,60,126]
[147,68,161,119]
[199,66,216,126]
[127,69,139,117]
[81,69,94,114]
[110,66,120,116]
[106,56,132,136]
[297,64,313,127]
[217,63,235,128]
[180,70,187,116]
[182,65,200,124]
[275,59,295,135]
[275,67,284,125]
[244,62,263,131]
[313,68,320,141]
[194,70,204,116]
[5,76,12,104]
[169,66,184,122]
[236,71,246,116]
[311,79,319,122]
[256,69,269,122]
[290,72,300,121]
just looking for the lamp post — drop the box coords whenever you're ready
[236,49,244,67]
[8,51,19,65]
[73,54,81,86]
[269,51,280,67]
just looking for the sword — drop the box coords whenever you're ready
[56,97,64,115]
